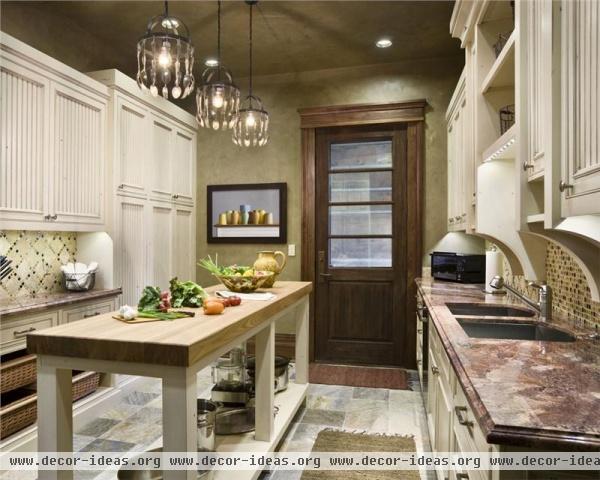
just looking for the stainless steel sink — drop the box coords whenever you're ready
[457,319,576,342]
[447,303,535,317]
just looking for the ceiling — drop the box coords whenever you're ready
[2,1,460,78]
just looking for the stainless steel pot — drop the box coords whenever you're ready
[246,355,290,393]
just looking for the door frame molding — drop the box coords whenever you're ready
[298,99,427,366]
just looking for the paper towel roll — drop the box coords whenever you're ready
[485,250,503,292]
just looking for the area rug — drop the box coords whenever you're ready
[300,429,420,480]
[309,363,409,390]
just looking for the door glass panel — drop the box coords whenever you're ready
[329,171,392,202]
[330,140,392,170]
[329,238,392,267]
[329,205,392,235]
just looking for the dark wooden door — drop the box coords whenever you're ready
[314,124,408,366]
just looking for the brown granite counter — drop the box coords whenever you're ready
[0,288,122,317]
[417,278,600,450]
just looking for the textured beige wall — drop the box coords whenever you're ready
[196,57,464,289]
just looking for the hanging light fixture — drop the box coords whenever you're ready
[196,0,241,130]
[136,1,195,99]
[232,0,269,147]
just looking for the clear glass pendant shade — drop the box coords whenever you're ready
[196,66,241,130]
[137,7,195,100]
[232,95,269,147]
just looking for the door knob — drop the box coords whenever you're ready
[523,161,534,171]
[559,180,573,192]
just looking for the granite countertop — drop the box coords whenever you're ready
[416,278,600,450]
[0,288,122,317]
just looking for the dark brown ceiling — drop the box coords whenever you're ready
[1,1,459,78]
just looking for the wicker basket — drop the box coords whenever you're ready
[0,371,100,439]
[0,354,37,394]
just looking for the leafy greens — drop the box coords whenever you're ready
[169,277,207,308]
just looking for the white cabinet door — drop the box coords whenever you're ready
[149,115,174,203]
[434,373,453,480]
[172,128,195,205]
[50,82,106,227]
[561,0,600,216]
[0,57,50,226]
[524,0,552,179]
[116,195,148,307]
[148,200,174,288]
[115,95,149,197]
[172,204,195,281]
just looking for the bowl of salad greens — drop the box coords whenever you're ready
[198,255,274,293]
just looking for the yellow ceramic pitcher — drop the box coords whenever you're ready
[253,251,286,288]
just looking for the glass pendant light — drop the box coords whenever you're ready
[232,1,269,147]
[137,1,195,99]
[196,0,241,130]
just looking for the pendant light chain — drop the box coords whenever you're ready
[164,0,168,17]
[217,0,222,69]
[249,3,253,104]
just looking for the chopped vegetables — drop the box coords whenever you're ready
[137,310,191,321]
[169,277,207,308]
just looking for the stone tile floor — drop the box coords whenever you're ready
[2,369,432,480]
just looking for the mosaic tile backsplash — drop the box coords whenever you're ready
[504,242,600,330]
[0,231,77,298]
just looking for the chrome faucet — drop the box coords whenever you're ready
[488,275,552,321]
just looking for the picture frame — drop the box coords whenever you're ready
[207,183,288,244]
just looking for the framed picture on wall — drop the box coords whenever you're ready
[207,183,287,244]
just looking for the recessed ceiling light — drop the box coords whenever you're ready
[376,38,393,48]
[205,58,219,67]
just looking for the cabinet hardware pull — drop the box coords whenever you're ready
[172,194,180,199]
[559,180,573,192]
[50,214,58,220]
[83,312,101,318]
[455,406,474,428]
[14,327,36,338]
[417,329,423,334]
[44,214,51,220]
[457,474,470,480]
[118,184,124,189]
[454,216,461,221]
[431,366,440,375]
[523,161,534,171]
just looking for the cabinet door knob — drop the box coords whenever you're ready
[559,180,573,192]
[523,161,534,171]
[50,214,58,221]
[455,406,474,428]
[44,214,51,220]
[172,194,179,199]
[431,366,440,375]
[118,184,124,189]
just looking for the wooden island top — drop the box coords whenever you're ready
[27,281,312,368]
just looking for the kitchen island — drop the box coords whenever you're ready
[27,281,312,480]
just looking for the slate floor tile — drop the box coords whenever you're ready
[75,418,120,437]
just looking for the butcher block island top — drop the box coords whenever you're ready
[27,281,312,367]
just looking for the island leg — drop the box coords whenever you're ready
[162,368,198,480]
[295,297,310,384]
[37,357,73,480]
[254,322,275,441]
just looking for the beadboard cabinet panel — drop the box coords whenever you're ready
[173,205,195,281]
[524,0,552,179]
[0,58,49,225]
[116,196,148,307]
[172,129,195,205]
[115,95,148,197]
[561,0,600,217]
[149,116,174,203]
[51,82,106,225]
[149,201,174,289]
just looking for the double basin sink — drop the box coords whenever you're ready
[446,303,576,343]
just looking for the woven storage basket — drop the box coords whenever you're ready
[0,371,100,439]
[0,354,37,394]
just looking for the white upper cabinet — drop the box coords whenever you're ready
[522,0,552,180]
[149,115,175,203]
[172,130,195,205]
[560,0,600,217]
[115,95,148,197]
[50,82,106,225]
[0,33,109,231]
[0,57,49,225]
